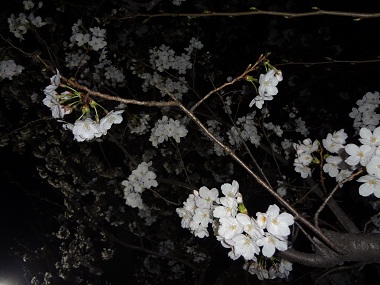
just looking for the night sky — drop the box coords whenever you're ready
[2,0,380,284]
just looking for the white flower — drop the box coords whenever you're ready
[74,33,90,46]
[336,169,353,183]
[221,180,239,198]
[265,204,294,237]
[249,95,265,109]
[366,155,380,179]
[183,194,197,213]
[236,213,264,240]
[124,191,143,208]
[244,262,269,280]
[258,69,279,97]
[72,118,102,142]
[88,36,107,51]
[0,59,25,80]
[176,208,192,228]
[294,162,311,178]
[99,110,124,134]
[195,186,219,209]
[213,197,238,218]
[256,211,267,229]
[218,216,243,240]
[192,208,212,228]
[141,170,158,189]
[322,133,344,153]
[90,27,106,38]
[256,233,288,258]
[359,127,380,147]
[149,116,188,147]
[323,155,342,178]
[231,234,260,261]
[345,144,375,166]
[277,259,293,278]
[28,13,45,27]
[357,174,380,198]
[43,94,71,119]
[23,0,34,10]
[296,152,313,165]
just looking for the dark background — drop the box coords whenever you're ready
[1,0,380,284]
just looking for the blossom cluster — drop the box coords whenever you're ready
[244,258,293,280]
[64,110,124,142]
[64,20,125,87]
[149,116,188,147]
[249,69,283,109]
[122,161,158,225]
[131,38,203,100]
[176,180,294,279]
[293,118,380,198]
[8,1,45,40]
[70,21,107,51]
[293,139,319,178]
[227,111,261,148]
[42,71,124,142]
[349,91,380,131]
[0,59,25,80]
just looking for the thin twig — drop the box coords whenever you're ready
[190,54,267,112]
[115,9,380,20]
[314,168,365,228]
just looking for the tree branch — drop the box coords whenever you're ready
[116,9,380,20]
[279,230,380,267]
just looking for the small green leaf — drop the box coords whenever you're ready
[238,203,248,215]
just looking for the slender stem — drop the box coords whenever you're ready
[190,54,267,112]
[314,168,365,228]
[115,9,380,20]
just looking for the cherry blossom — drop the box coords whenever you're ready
[231,234,260,260]
[366,155,380,179]
[345,143,375,166]
[357,174,380,198]
[256,233,288,258]
[265,204,294,237]
[217,216,243,240]
[323,155,343,178]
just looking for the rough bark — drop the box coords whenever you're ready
[278,230,380,268]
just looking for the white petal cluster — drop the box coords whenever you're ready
[122,161,158,225]
[128,114,150,134]
[42,71,124,142]
[172,0,186,6]
[349,91,380,131]
[69,22,107,51]
[149,44,195,74]
[132,38,202,100]
[322,129,347,154]
[149,116,188,147]
[227,112,261,148]
[176,186,219,238]
[244,258,292,280]
[42,71,72,119]
[63,110,124,142]
[348,126,380,198]
[293,139,318,178]
[177,180,294,272]
[306,124,380,198]
[249,69,283,109]
[8,2,46,40]
[0,59,25,80]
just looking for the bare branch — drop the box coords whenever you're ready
[116,9,380,20]
[314,168,365,229]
